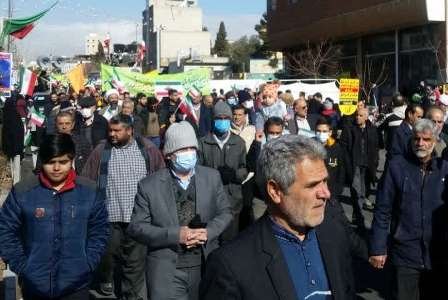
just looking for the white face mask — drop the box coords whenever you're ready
[81,108,93,119]
[266,134,281,142]
[315,132,330,144]
[242,100,254,109]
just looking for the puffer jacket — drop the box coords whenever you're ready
[0,175,109,298]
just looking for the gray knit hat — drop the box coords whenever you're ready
[163,121,198,155]
[213,101,232,118]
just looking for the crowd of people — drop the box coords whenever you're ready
[1,80,448,300]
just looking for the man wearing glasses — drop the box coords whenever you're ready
[287,97,319,138]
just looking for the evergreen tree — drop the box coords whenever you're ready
[254,12,271,58]
[214,21,229,57]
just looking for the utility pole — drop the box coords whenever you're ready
[7,0,13,52]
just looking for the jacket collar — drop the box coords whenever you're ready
[39,169,76,193]
[203,132,238,145]
[259,215,299,300]
[405,150,438,172]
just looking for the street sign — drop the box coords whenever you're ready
[339,78,359,115]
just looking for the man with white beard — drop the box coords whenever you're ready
[370,118,448,299]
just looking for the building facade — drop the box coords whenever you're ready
[267,0,447,97]
[142,0,211,71]
[85,33,100,56]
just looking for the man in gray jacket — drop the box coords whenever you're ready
[128,121,232,300]
[198,101,248,242]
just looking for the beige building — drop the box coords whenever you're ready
[85,33,100,56]
[142,0,211,70]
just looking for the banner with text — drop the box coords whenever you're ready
[338,78,360,115]
[101,64,211,97]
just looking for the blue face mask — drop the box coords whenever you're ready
[172,151,197,173]
[214,119,231,134]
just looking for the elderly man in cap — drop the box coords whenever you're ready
[76,96,109,148]
[128,121,232,300]
[101,89,121,121]
[198,101,248,242]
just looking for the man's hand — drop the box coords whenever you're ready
[369,255,387,269]
[179,227,208,248]
[169,114,176,124]
[255,132,264,142]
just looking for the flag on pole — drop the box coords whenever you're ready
[0,2,59,46]
[19,67,37,96]
[30,106,45,127]
[178,85,201,123]
[103,33,111,55]
[66,64,86,93]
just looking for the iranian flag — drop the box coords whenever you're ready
[0,2,58,46]
[19,67,37,96]
[178,86,201,123]
[30,106,45,127]
[154,81,183,101]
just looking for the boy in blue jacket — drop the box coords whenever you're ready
[0,134,109,300]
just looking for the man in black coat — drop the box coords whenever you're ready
[314,117,346,199]
[200,135,367,300]
[75,97,109,148]
[340,108,379,226]
[55,111,92,174]
[387,104,423,161]
[1,93,24,184]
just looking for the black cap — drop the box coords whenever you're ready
[237,90,252,104]
[78,97,96,108]
[59,101,74,111]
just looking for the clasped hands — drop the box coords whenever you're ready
[179,226,208,249]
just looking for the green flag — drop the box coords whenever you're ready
[1,1,58,46]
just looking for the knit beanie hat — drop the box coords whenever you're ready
[213,101,232,118]
[163,121,198,155]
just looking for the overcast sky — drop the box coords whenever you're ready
[3,0,266,61]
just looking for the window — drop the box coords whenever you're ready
[269,0,277,11]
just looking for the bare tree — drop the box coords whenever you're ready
[425,39,445,83]
[357,57,389,102]
[285,40,342,79]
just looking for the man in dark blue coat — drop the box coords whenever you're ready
[387,104,423,160]
[0,134,109,300]
[370,118,448,299]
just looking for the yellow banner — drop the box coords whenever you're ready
[339,78,360,115]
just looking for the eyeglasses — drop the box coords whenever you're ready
[433,120,444,124]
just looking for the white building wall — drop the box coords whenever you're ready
[160,31,211,66]
[144,0,211,69]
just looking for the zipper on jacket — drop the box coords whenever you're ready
[420,168,428,269]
